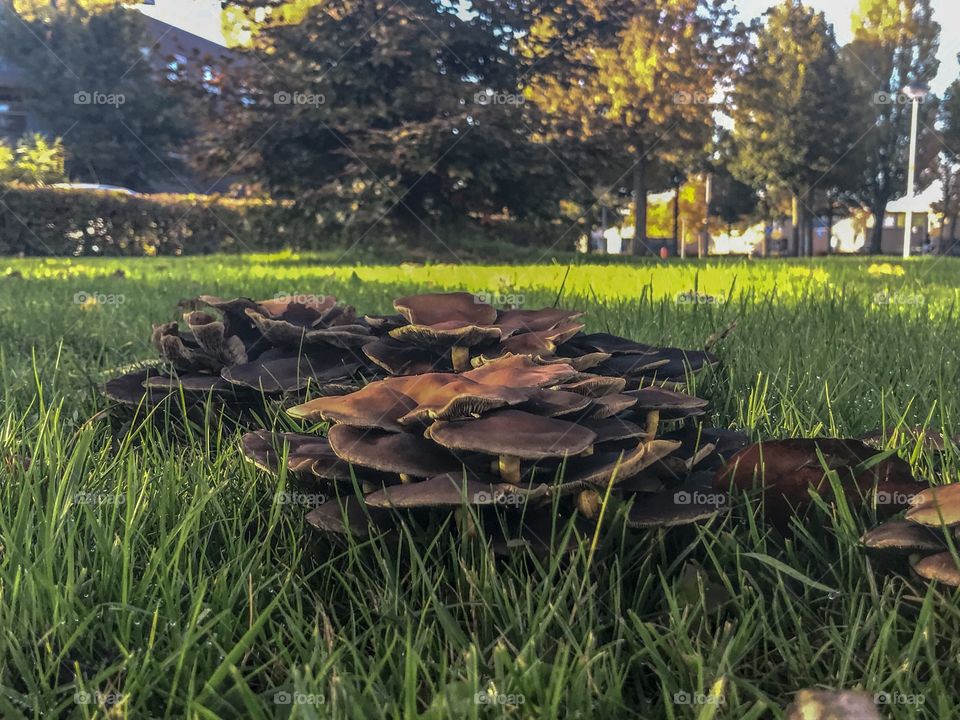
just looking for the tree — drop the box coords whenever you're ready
[841,0,940,253]
[0,2,196,189]
[0,134,67,185]
[517,0,737,254]
[730,0,854,257]
[933,79,960,249]
[212,0,566,229]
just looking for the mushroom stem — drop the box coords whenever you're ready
[498,455,521,484]
[455,507,478,539]
[645,410,660,438]
[577,489,602,519]
[399,473,413,484]
[450,346,471,372]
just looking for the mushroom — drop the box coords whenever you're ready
[860,520,946,554]
[222,352,361,395]
[363,471,549,509]
[388,320,501,372]
[425,409,596,484]
[912,551,960,586]
[464,354,580,387]
[287,377,420,432]
[240,429,384,482]
[363,337,450,375]
[327,423,463,480]
[904,484,960,527]
[394,291,497,327]
[305,496,386,538]
[628,471,728,528]
[493,307,584,336]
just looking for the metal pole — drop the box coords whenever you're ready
[680,217,686,258]
[903,96,920,259]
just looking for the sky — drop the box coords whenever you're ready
[138,0,960,95]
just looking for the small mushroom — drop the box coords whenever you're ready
[363,337,450,375]
[394,291,497,326]
[287,378,419,432]
[563,439,682,488]
[861,520,947,554]
[628,472,728,528]
[555,375,627,397]
[494,307,584,336]
[912,551,960,586]
[222,352,361,395]
[626,386,708,419]
[519,388,592,417]
[904,484,960,528]
[464,355,580,388]
[426,409,596,484]
[364,471,549,509]
[388,320,502,372]
[240,430,375,481]
[394,376,532,425]
[305,496,386,538]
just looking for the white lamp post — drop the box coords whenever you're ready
[901,81,929,259]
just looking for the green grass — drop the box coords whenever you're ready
[1,252,959,719]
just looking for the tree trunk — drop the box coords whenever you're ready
[791,195,800,257]
[672,181,681,255]
[949,213,959,253]
[869,207,885,254]
[631,153,647,256]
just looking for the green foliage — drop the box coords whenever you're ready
[0,3,196,189]
[2,255,960,716]
[213,0,566,227]
[0,134,67,186]
[933,79,960,243]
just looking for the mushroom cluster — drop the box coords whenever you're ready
[242,339,742,547]
[862,484,960,587]
[103,294,379,417]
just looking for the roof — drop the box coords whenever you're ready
[886,179,944,214]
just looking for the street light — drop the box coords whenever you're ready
[901,81,928,259]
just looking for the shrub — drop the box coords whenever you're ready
[0,187,317,256]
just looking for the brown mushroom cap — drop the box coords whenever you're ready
[388,320,501,350]
[394,292,497,326]
[395,376,533,425]
[520,389,593,418]
[144,374,234,395]
[861,520,947,553]
[363,337,449,375]
[364,471,549,509]
[628,472,728,528]
[555,375,627,397]
[541,351,611,371]
[328,423,463,477]
[256,294,338,320]
[563,439,681,487]
[287,379,419,432]
[494,308,585,336]
[426,409,596,461]
[464,355,580,388]
[245,308,373,349]
[566,332,657,355]
[305,496,385,538]
[912,551,960,586]
[584,393,638,419]
[102,368,162,407]
[184,311,248,365]
[222,352,360,394]
[240,429,373,481]
[580,417,647,444]
[627,387,709,415]
[904,484,960,527]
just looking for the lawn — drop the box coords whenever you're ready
[1,252,959,719]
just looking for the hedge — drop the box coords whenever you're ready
[0,187,317,256]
